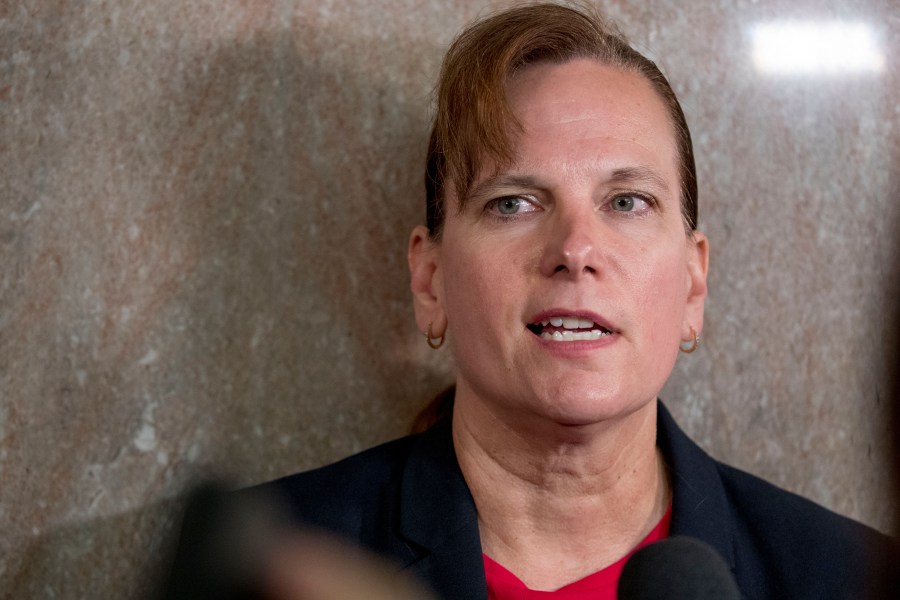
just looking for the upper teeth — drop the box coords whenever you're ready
[542,317,596,330]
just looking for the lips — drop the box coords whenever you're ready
[526,312,615,342]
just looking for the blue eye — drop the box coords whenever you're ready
[486,196,539,217]
[498,197,523,214]
[611,194,650,212]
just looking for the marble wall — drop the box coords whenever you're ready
[1,0,897,597]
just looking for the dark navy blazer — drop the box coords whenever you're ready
[255,401,893,600]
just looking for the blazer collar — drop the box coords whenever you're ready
[657,400,737,571]
[397,417,488,599]
[393,402,736,599]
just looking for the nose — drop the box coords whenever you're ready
[539,205,601,279]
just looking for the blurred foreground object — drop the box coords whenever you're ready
[161,483,437,600]
[260,531,439,600]
[617,536,739,600]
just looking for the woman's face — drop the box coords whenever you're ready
[410,59,708,427]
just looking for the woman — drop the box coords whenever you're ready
[406,2,706,594]
[168,4,890,599]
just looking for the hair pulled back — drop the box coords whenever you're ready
[424,2,698,237]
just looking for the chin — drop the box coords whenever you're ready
[533,383,654,427]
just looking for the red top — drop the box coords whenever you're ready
[484,504,672,600]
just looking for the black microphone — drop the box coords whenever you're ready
[617,536,740,599]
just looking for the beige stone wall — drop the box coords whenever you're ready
[1,1,897,597]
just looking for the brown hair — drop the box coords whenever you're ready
[424,2,698,238]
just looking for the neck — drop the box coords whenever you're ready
[452,391,669,591]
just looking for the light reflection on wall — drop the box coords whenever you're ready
[751,22,884,75]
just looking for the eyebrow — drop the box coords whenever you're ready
[466,175,540,200]
[608,166,670,193]
[466,167,670,202]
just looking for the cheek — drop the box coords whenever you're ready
[632,248,690,345]
[440,245,504,330]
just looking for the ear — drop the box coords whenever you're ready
[683,230,709,338]
[408,225,446,336]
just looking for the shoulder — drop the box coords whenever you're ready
[249,433,421,535]
[657,401,895,598]
[163,435,431,598]
[716,460,879,541]
[266,434,419,498]
[716,459,889,551]
[715,459,894,598]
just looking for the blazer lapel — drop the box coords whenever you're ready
[390,404,736,600]
[657,401,737,572]
[396,418,488,600]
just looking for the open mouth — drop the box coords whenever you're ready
[526,316,613,342]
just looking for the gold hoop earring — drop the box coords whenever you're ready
[680,326,700,354]
[426,322,445,349]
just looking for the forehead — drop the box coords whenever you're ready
[501,59,678,178]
